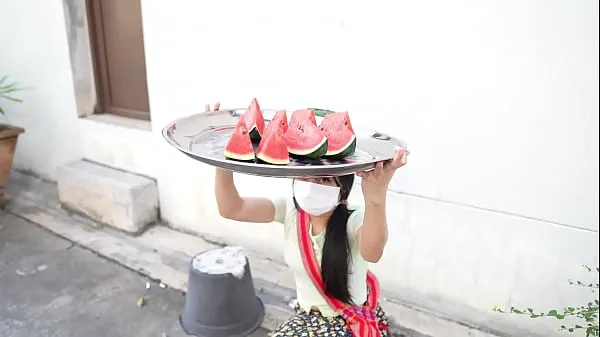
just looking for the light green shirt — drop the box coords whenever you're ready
[272,197,369,317]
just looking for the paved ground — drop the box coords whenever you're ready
[0,210,268,337]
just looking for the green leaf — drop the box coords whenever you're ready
[492,266,599,334]
[586,326,597,337]
[0,94,23,103]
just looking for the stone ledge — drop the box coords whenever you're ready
[56,160,158,234]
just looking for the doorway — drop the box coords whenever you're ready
[87,0,151,120]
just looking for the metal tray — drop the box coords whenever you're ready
[162,108,408,178]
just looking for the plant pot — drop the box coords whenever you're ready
[180,246,265,337]
[0,123,24,204]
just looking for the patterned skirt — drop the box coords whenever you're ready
[269,303,390,337]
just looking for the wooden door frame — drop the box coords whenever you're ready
[86,0,151,121]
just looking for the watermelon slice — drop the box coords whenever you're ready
[241,98,265,143]
[284,109,328,159]
[289,109,317,126]
[268,108,288,133]
[224,118,256,162]
[318,111,357,159]
[256,110,290,165]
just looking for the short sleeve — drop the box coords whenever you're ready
[271,197,289,224]
[347,207,365,247]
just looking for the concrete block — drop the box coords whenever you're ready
[57,160,158,234]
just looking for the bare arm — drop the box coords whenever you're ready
[357,201,388,263]
[215,168,277,223]
[356,149,408,262]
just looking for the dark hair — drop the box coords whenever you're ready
[293,174,355,304]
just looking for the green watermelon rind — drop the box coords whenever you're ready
[288,137,328,160]
[224,150,255,162]
[255,110,290,165]
[224,118,257,162]
[256,154,290,165]
[308,108,336,118]
[323,136,357,159]
[256,134,290,165]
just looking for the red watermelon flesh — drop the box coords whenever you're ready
[241,98,265,143]
[268,109,288,133]
[256,110,290,165]
[285,109,328,159]
[318,111,357,158]
[288,109,317,127]
[224,118,256,162]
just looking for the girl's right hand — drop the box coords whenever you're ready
[204,102,221,112]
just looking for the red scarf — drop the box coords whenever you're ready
[296,210,388,337]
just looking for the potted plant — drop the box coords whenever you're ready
[0,75,25,204]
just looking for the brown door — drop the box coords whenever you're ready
[88,0,150,120]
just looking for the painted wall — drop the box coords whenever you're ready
[140,0,599,334]
[1,0,598,335]
[0,0,82,179]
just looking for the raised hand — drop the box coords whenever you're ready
[204,102,221,112]
[356,148,409,205]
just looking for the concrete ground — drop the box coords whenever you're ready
[0,210,268,337]
[4,170,541,337]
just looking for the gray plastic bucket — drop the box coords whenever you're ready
[179,247,264,337]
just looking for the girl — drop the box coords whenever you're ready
[209,103,408,337]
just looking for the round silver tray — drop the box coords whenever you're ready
[162,108,408,178]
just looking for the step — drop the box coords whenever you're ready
[56,160,158,234]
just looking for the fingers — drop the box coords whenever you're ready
[204,102,221,112]
[374,161,384,178]
[357,161,384,180]
[400,150,408,165]
[356,169,369,178]
[385,149,408,171]
[358,149,407,186]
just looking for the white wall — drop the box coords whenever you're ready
[140,0,599,231]
[140,0,599,334]
[0,0,82,179]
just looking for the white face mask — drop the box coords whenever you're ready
[293,179,341,216]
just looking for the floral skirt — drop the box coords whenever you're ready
[269,303,390,337]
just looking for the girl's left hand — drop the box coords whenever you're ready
[356,148,409,205]
[204,102,221,112]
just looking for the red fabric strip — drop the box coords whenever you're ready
[296,210,386,337]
